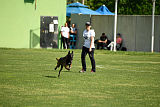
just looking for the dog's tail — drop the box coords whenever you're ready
[56,58,59,61]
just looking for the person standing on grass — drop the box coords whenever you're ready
[79,22,96,73]
[61,22,70,49]
[70,23,77,49]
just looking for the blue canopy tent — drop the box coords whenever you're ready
[67,2,101,17]
[96,5,114,15]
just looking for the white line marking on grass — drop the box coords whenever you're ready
[96,65,104,68]
[107,67,159,74]
[125,61,160,64]
[71,65,159,74]
[72,65,104,69]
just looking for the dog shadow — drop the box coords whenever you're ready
[44,76,57,78]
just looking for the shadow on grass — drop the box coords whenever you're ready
[44,76,57,78]
[54,70,73,73]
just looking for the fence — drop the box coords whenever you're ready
[71,14,160,52]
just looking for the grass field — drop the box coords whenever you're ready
[0,48,160,107]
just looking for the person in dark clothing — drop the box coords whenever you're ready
[97,33,110,50]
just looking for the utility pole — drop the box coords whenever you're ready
[113,0,118,52]
[151,0,156,53]
[82,0,84,4]
[35,0,37,10]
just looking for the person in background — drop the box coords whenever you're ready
[61,22,70,49]
[116,33,123,50]
[107,33,124,51]
[79,22,96,73]
[70,23,77,49]
[107,33,123,51]
[97,33,109,49]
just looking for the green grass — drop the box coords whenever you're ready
[0,48,160,107]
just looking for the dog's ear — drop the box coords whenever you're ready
[68,51,70,54]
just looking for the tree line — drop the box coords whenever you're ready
[67,0,160,15]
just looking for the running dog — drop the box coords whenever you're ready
[55,51,73,77]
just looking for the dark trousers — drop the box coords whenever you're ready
[62,37,69,49]
[97,42,107,49]
[116,43,122,50]
[81,46,96,72]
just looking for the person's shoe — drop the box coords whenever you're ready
[79,69,86,73]
[91,70,95,73]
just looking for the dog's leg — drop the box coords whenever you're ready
[68,64,72,69]
[55,58,60,70]
[58,65,63,77]
[55,66,57,70]
[65,64,70,70]
[55,63,60,70]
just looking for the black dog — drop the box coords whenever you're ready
[55,51,73,77]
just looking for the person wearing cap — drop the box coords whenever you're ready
[79,22,96,73]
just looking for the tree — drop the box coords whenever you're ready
[85,0,160,15]
[67,0,160,15]
[67,0,87,4]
